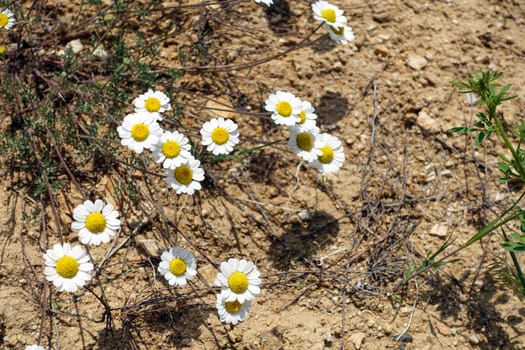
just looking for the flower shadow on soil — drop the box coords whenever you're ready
[98,298,213,349]
[309,33,338,53]
[246,151,289,187]
[422,273,523,349]
[264,0,292,36]
[316,91,349,126]
[269,210,339,270]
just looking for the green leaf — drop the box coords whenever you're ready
[500,95,517,102]
[497,162,511,174]
[492,71,504,80]
[448,127,476,133]
[502,242,525,253]
[477,112,488,122]
[465,212,514,247]
[207,140,283,163]
[473,120,485,128]
[402,261,415,281]
[511,232,523,241]
[235,140,282,157]
[465,193,525,247]
[450,81,471,90]
[434,259,461,268]
[475,131,485,146]
[474,99,487,106]
[499,153,511,162]
[497,83,512,98]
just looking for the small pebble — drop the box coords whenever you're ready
[406,54,428,71]
[393,333,413,342]
[429,223,448,238]
[469,334,481,345]
[298,209,313,221]
[324,332,334,346]
[349,332,366,349]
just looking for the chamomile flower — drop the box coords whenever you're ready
[26,346,45,350]
[153,130,192,169]
[312,1,346,29]
[312,133,345,174]
[200,118,240,155]
[326,24,355,44]
[288,125,322,162]
[117,112,162,154]
[44,243,93,293]
[254,0,273,6]
[133,89,171,118]
[165,156,205,195]
[71,199,121,246]
[216,294,251,325]
[158,246,197,287]
[295,100,318,128]
[215,258,261,303]
[0,9,15,30]
[264,91,303,126]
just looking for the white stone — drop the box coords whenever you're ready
[137,239,163,257]
[406,54,428,70]
[429,223,448,238]
[469,333,481,345]
[349,332,366,349]
[298,209,313,221]
[494,192,508,202]
[65,39,83,54]
[93,45,109,58]
[417,110,440,134]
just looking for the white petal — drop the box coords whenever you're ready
[248,284,261,295]
[79,262,94,272]
[71,221,85,232]
[44,266,57,277]
[53,243,65,257]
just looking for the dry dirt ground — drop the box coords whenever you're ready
[1,0,525,349]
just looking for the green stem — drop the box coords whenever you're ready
[492,106,525,180]
[465,190,525,247]
[502,229,525,294]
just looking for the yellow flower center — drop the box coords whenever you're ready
[330,26,344,35]
[0,14,8,28]
[211,127,229,145]
[174,165,193,185]
[145,97,161,112]
[321,8,336,23]
[162,140,181,158]
[296,132,314,151]
[55,256,79,279]
[228,271,249,294]
[0,45,5,55]
[169,257,187,276]
[276,101,292,117]
[131,123,150,141]
[85,212,106,233]
[225,300,242,314]
[297,111,306,124]
[318,146,334,164]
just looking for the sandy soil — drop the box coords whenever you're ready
[1,0,525,349]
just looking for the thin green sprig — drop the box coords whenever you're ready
[451,69,524,181]
[404,70,525,296]
[449,69,525,296]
